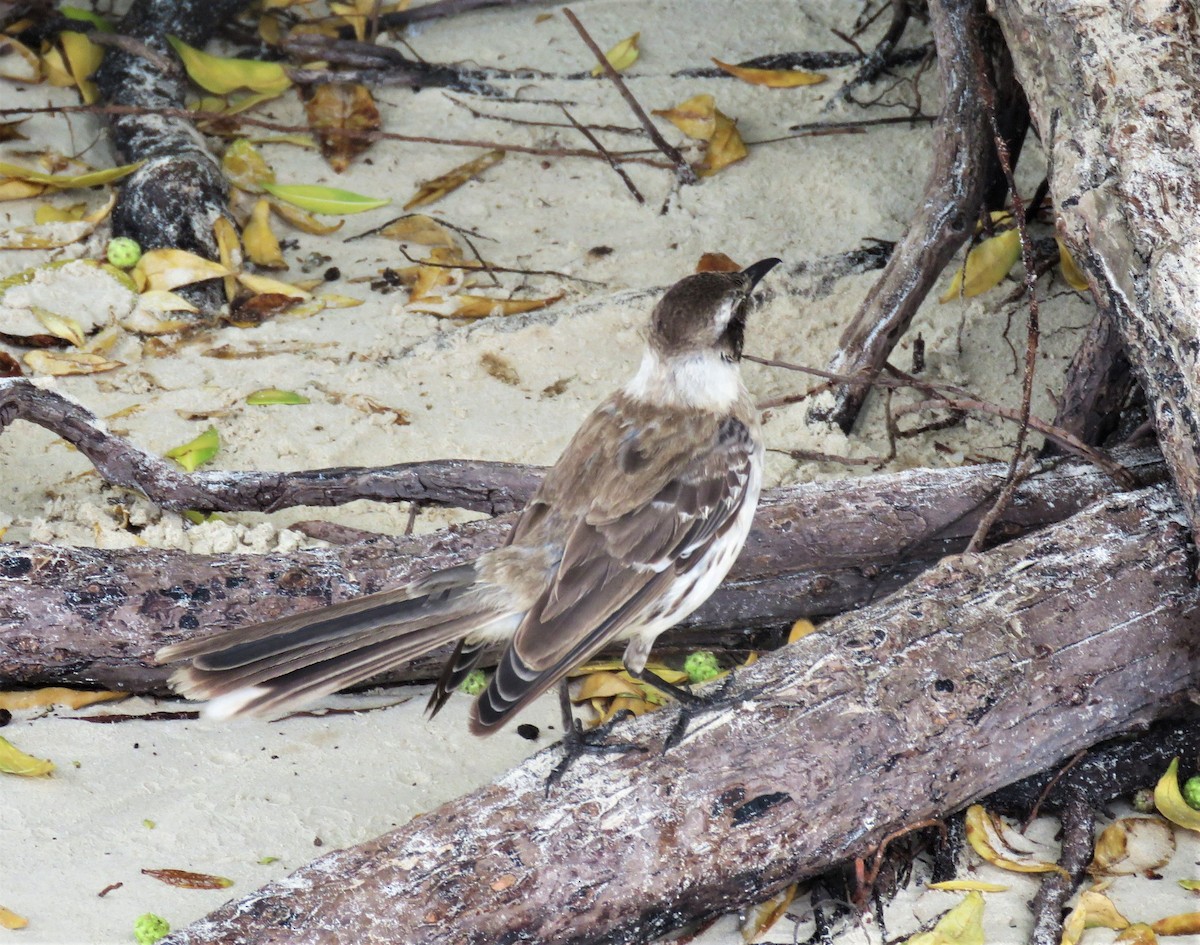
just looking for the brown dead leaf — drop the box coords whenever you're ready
[1152,913,1200,936]
[227,293,304,325]
[377,214,459,248]
[404,150,504,211]
[305,82,381,173]
[0,351,23,377]
[1090,818,1175,876]
[141,868,233,890]
[695,252,741,273]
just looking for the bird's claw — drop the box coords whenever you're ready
[544,710,647,793]
[662,672,765,752]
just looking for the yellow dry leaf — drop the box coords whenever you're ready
[1056,238,1089,291]
[23,350,122,376]
[0,734,54,777]
[33,202,87,223]
[964,805,1068,876]
[407,246,469,300]
[268,198,345,234]
[740,883,796,942]
[1115,925,1159,945]
[1155,758,1200,831]
[134,248,231,293]
[592,32,639,76]
[377,214,458,247]
[222,138,276,193]
[1152,913,1200,936]
[712,58,826,87]
[940,226,1021,302]
[904,892,984,945]
[574,671,640,702]
[305,82,381,173]
[0,688,126,711]
[0,35,42,82]
[316,293,362,309]
[0,907,28,930]
[243,199,287,269]
[404,150,504,211]
[1090,818,1175,875]
[60,31,103,102]
[41,44,74,87]
[653,93,717,140]
[329,0,374,40]
[699,110,747,176]
[167,35,291,95]
[927,881,1008,893]
[408,293,563,319]
[212,215,242,303]
[236,272,310,299]
[788,619,816,643]
[0,178,47,201]
[32,307,86,347]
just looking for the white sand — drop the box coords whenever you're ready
[1,2,1190,943]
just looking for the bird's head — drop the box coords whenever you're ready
[648,258,781,363]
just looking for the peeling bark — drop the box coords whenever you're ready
[93,0,251,315]
[161,485,1200,945]
[0,449,1165,693]
[989,0,1200,539]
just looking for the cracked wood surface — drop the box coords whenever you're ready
[162,484,1200,944]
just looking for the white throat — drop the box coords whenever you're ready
[622,347,743,412]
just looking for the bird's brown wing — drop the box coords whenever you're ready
[471,410,758,732]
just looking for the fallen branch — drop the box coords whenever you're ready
[160,484,1200,944]
[0,449,1166,692]
[811,0,997,433]
[92,0,251,316]
[1047,306,1135,451]
[988,0,1200,538]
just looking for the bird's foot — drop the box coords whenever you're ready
[544,710,646,793]
[662,672,764,751]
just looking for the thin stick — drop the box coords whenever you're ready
[0,104,676,169]
[560,105,645,204]
[562,7,697,184]
[966,449,1036,552]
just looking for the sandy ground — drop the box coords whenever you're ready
[2,1,1195,943]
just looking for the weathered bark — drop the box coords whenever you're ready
[93,0,250,315]
[0,450,1164,693]
[811,0,994,432]
[161,484,1200,945]
[989,0,1200,540]
[1048,306,1135,451]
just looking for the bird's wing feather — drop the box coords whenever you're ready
[471,412,757,732]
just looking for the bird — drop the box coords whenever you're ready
[157,258,780,737]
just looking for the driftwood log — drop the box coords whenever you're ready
[0,448,1163,693]
[93,0,250,315]
[987,1,1200,538]
[161,484,1200,944]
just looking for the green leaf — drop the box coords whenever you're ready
[165,426,220,473]
[246,388,310,405]
[61,6,114,31]
[262,183,389,215]
[167,35,291,96]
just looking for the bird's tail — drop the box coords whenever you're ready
[156,564,509,720]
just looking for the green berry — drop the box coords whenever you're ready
[1131,788,1156,814]
[1183,776,1200,811]
[683,650,721,684]
[133,913,170,945]
[106,236,142,268]
[459,669,487,696]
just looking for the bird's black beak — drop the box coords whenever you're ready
[741,257,782,291]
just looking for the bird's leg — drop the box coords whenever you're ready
[544,679,646,793]
[628,666,756,751]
